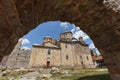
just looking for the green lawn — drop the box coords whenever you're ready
[51,68,110,80]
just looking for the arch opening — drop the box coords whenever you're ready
[0,21,110,79]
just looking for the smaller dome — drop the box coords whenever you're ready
[72,38,78,41]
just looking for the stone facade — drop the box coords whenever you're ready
[0,55,9,68]
[0,41,31,69]
[29,32,94,68]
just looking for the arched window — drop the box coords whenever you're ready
[17,53,20,56]
[65,44,67,48]
[66,54,69,60]
[86,56,89,60]
[80,55,82,59]
[48,49,51,55]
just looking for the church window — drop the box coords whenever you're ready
[48,49,51,55]
[25,56,26,59]
[18,53,20,56]
[66,54,69,60]
[80,55,82,59]
[86,56,89,60]
[65,45,67,48]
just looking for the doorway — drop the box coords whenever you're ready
[81,61,85,68]
[47,61,50,68]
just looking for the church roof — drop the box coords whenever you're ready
[92,56,103,61]
[59,40,88,46]
[72,38,78,41]
[32,45,61,49]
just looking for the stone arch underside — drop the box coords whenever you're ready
[0,0,120,80]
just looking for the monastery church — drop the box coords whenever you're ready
[29,32,94,68]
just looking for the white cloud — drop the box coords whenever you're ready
[60,22,69,29]
[71,24,80,33]
[89,43,96,49]
[89,43,101,55]
[83,35,90,40]
[21,47,31,50]
[19,38,23,41]
[96,48,101,55]
[71,28,76,32]
[71,26,89,40]
[19,38,30,45]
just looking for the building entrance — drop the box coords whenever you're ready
[47,61,50,68]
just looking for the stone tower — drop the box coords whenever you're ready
[79,37,85,44]
[60,32,72,41]
[44,36,52,43]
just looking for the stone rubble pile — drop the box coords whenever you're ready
[0,67,75,80]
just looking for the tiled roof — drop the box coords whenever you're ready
[92,56,103,61]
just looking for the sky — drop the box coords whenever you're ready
[19,21,100,55]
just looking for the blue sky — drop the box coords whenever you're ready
[20,21,100,55]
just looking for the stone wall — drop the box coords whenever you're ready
[60,42,74,67]
[73,43,94,68]
[5,49,31,69]
[29,47,61,67]
[0,55,9,68]
[0,41,31,69]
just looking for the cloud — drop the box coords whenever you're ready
[19,38,23,41]
[71,26,89,40]
[21,47,31,50]
[89,43,96,49]
[96,48,100,55]
[89,43,101,55]
[71,24,80,33]
[60,22,69,29]
[19,38,30,45]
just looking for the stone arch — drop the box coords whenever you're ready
[0,0,120,80]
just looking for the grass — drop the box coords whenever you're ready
[0,68,110,80]
[51,68,110,80]
[0,71,23,80]
[0,74,23,80]
[77,74,110,80]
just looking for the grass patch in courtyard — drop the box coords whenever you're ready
[51,68,110,80]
